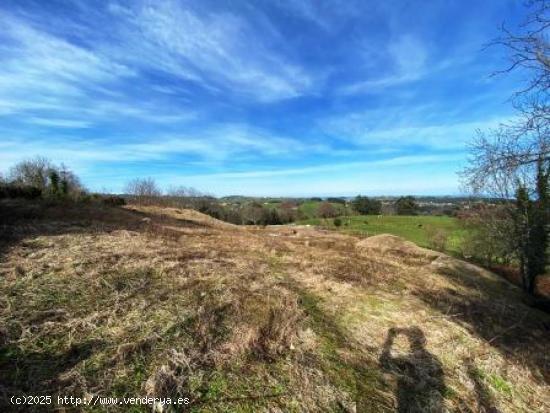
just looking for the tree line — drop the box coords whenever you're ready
[0,157,84,201]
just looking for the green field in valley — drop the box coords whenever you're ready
[297,214,468,254]
[297,200,348,217]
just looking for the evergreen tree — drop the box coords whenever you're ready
[514,158,549,294]
[49,170,60,196]
[515,185,531,292]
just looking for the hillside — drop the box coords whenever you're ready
[0,202,549,412]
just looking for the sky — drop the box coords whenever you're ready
[0,0,529,196]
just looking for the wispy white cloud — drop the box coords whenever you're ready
[0,123,321,171]
[110,153,464,196]
[0,12,145,124]
[0,12,134,96]
[181,153,464,180]
[105,0,313,102]
[338,34,468,95]
[338,35,427,95]
[25,118,93,129]
[0,0,314,136]
[321,102,511,150]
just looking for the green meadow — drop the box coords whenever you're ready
[298,214,468,254]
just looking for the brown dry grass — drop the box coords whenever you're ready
[0,200,548,412]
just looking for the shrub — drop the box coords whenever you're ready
[333,217,342,227]
[197,199,225,220]
[395,196,419,215]
[9,158,84,196]
[317,202,337,219]
[49,170,60,196]
[352,195,382,215]
[125,177,162,205]
[425,226,448,251]
[277,201,297,224]
[102,196,126,206]
[327,197,346,204]
[459,205,515,266]
[0,183,42,200]
[9,157,52,190]
[221,208,243,225]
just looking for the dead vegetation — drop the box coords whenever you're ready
[0,200,548,412]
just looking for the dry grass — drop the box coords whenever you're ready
[0,201,548,412]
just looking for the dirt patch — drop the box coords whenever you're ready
[357,234,440,257]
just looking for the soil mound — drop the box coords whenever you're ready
[356,234,441,259]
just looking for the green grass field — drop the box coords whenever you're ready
[297,215,468,254]
[297,200,348,217]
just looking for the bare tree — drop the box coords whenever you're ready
[317,202,337,219]
[464,0,549,197]
[463,0,549,294]
[8,157,84,197]
[463,123,548,198]
[59,163,83,195]
[167,185,202,198]
[9,156,54,190]
[492,0,549,98]
[125,177,162,205]
[459,205,516,266]
[166,185,205,208]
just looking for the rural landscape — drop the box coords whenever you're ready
[1,0,549,412]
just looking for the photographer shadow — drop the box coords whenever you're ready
[379,327,446,413]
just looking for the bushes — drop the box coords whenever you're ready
[102,196,126,206]
[240,202,285,225]
[425,226,448,251]
[327,197,346,204]
[124,177,161,205]
[333,217,342,227]
[196,198,226,220]
[9,157,83,196]
[0,183,42,200]
[317,202,337,219]
[194,201,293,226]
[277,202,297,223]
[352,195,381,215]
[458,205,515,266]
[395,196,419,215]
[3,157,84,202]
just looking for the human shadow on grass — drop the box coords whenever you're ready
[379,327,446,413]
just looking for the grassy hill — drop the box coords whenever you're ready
[0,201,548,412]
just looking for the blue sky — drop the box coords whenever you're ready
[0,0,527,196]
